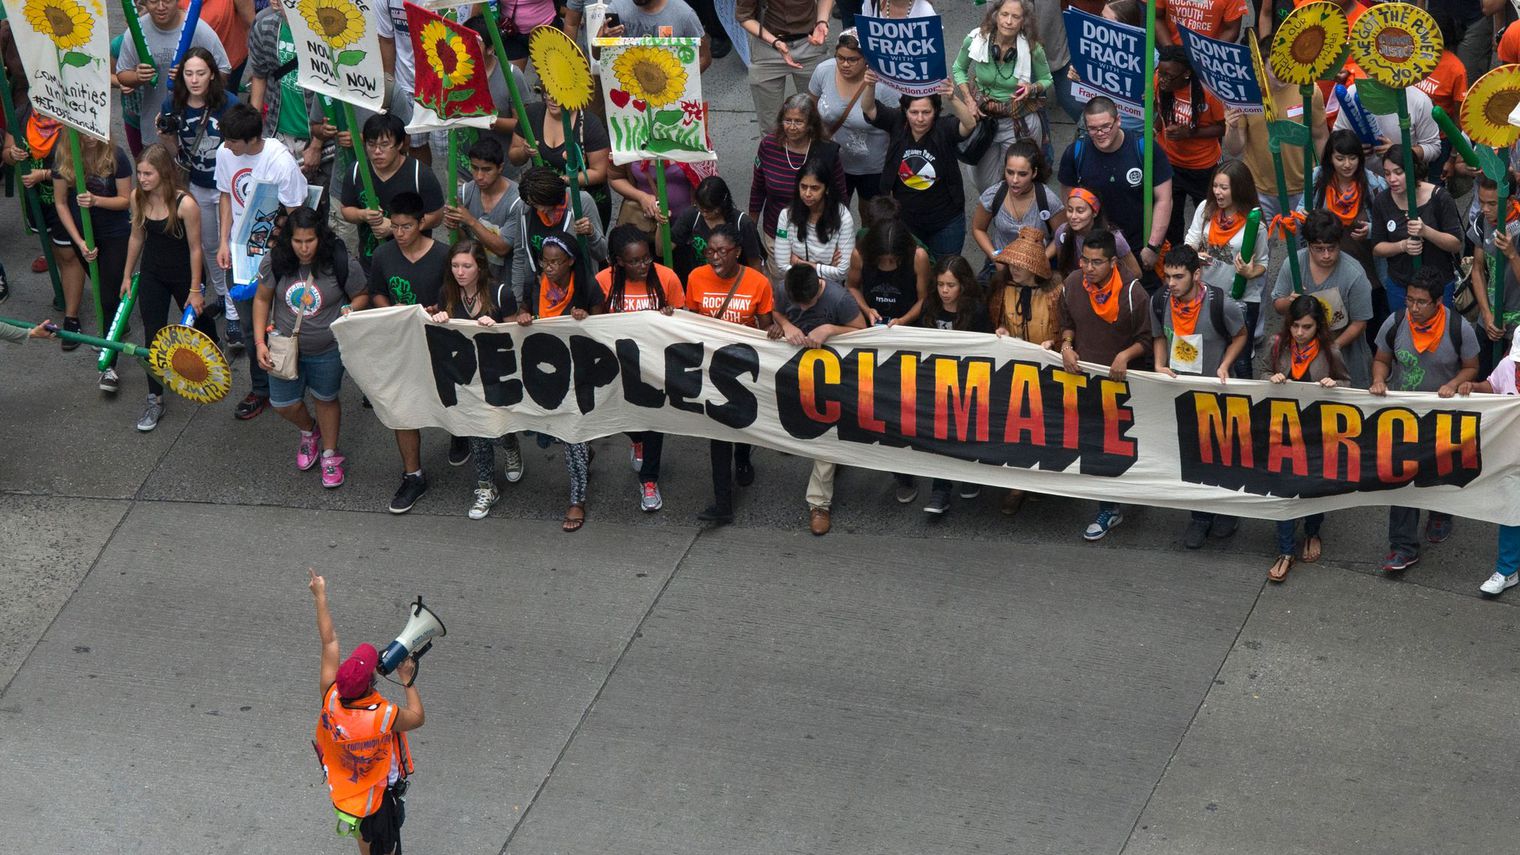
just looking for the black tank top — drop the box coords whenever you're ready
[142,193,192,280]
[860,260,917,320]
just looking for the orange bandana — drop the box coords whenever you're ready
[1207,209,1246,249]
[1084,265,1124,324]
[25,114,60,159]
[536,203,567,228]
[1290,338,1320,380]
[1170,288,1203,337]
[1410,305,1447,354]
[1324,180,1361,227]
[538,273,572,318]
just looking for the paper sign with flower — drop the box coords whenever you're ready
[280,0,386,111]
[0,0,112,140]
[595,37,716,166]
[402,2,498,134]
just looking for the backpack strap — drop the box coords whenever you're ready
[332,240,349,291]
[1206,285,1228,341]
[1150,286,1167,331]
[1035,184,1052,239]
[1383,308,1407,352]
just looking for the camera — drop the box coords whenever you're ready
[155,111,182,137]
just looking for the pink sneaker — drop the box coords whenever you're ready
[320,454,346,488]
[297,430,322,470]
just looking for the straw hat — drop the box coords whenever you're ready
[995,227,1052,280]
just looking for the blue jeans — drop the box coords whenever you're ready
[1496,524,1520,576]
[1383,276,1455,313]
[917,213,966,262]
[268,346,345,407]
[1276,514,1324,555]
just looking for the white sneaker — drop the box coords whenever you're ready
[467,482,499,520]
[502,436,524,483]
[1084,509,1124,541]
[639,480,662,512]
[1480,572,1518,596]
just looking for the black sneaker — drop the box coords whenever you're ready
[389,472,428,514]
[60,316,80,351]
[448,436,471,466]
[735,460,755,487]
[0,264,10,303]
[224,318,244,356]
[710,35,732,59]
[233,393,268,420]
[697,504,733,525]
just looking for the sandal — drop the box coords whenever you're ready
[562,503,586,533]
[1268,554,1293,583]
[1000,489,1026,516]
[1301,535,1322,563]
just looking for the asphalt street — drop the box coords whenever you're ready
[3,4,1520,854]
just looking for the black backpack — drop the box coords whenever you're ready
[1381,307,1464,352]
[1151,284,1230,343]
[987,182,1055,241]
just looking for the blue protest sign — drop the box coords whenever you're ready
[856,14,946,97]
[229,180,283,300]
[1176,25,1265,114]
[1063,8,1145,118]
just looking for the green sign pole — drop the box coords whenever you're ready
[66,129,105,335]
[1395,91,1421,273]
[481,4,544,167]
[1141,0,1157,253]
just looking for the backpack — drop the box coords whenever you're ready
[1381,307,1464,353]
[988,181,1055,241]
[1151,284,1230,343]
[1071,132,1145,182]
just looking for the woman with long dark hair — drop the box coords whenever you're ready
[596,224,685,512]
[670,176,766,280]
[122,144,219,431]
[1155,45,1225,246]
[920,254,992,515]
[1264,295,1349,582]
[972,140,1066,277]
[52,132,132,390]
[253,207,369,490]
[161,46,241,347]
[1185,159,1268,377]
[1371,144,1464,313]
[774,159,855,287]
[1307,129,1386,287]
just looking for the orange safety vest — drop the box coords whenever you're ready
[313,685,414,818]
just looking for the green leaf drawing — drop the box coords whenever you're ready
[1267,121,1309,148]
[1478,146,1509,183]
[653,109,683,127]
[60,52,92,68]
[445,88,477,103]
[336,50,366,67]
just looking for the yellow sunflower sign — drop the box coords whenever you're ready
[1348,1,1441,89]
[1,0,111,140]
[594,37,715,166]
[279,0,385,111]
[1464,65,1520,149]
[532,25,595,111]
[1269,1,1349,86]
[148,325,233,404]
[402,2,497,133]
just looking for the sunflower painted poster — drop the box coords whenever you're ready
[279,0,385,111]
[1,0,112,140]
[595,37,714,166]
[402,1,497,134]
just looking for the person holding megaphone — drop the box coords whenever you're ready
[310,570,424,855]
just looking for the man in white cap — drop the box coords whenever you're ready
[1458,327,1520,596]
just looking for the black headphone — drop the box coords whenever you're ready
[989,42,1016,65]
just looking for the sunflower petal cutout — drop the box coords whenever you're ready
[298,0,366,51]
[420,19,475,90]
[1464,65,1520,149]
[23,0,93,51]
[1269,1,1348,86]
[611,46,689,110]
[529,26,594,111]
[149,325,233,404]
[1348,2,1442,90]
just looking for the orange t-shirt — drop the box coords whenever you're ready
[685,265,774,327]
[1159,0,1246,43]
[1415,51,1468,120]
[1154,77,1226,170]
[596,263,686,312]
[179,0,249,69]
[1294,0,1364,25]
[1501,21,1520,66]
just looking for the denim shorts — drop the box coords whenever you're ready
[268,346,345,407]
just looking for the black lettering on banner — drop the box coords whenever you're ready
[615,338,667,408]
[707,343,760,428]
[425,325,477,407]
[474,332,523,407]
[522,333,572,410]
[664,342,706,414]
[569,335,620,414]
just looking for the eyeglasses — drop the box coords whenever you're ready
[1406,297,1436,308]
[705,244,739,257]
[620,256,653,268]
[781,118,808,128]
[1078,256,1110,267]
[1308,243,1339,255]
[1087,121,1117,136]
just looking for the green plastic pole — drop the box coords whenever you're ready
[340,101,379,210]
[1141,0,1157,252]
[66,128,105,335]
[1430,106,1478,168]
[0,315,147,358]
[120,0,157,86]
[1269,137,1303,294]
[481,5,543,167]
[562,109,590,260]
[446,128,460,244]
[1492,148,1510,366]
[1299,84,1316,193]
[1230,208,1262,300]
[0,47,65,310]
[97,274,139,371]
[654,158,673,269]
[1395,91,1420,273]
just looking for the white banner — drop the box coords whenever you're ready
[595,37,716,166]
[2,0,112,140]
[281,0,386,113]
[333,306,1520,525]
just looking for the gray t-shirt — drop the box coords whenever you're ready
[610,0,704,38]
[116,15,231,147]
[779,281,862,334]
[460,179,522,281]
[1466,214,1520,328]
[808,59,901,176]
[1150,285,1245,378]
[1374,310,1480,392]
[1273,251,1375,388]
[257,253,369,354]
[978,183,1063,254]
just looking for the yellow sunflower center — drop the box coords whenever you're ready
[43,5,75,37]
[1290,26,1325,65]
[316,8,349,40]
[1486,90,1520,131]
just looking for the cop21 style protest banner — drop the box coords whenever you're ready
[1064,7,1145,119]
[1176,24,1265,114]
[334,306,1520,525]
[1,0,112,140]
[855,14,946,97]
[281,0,386,111]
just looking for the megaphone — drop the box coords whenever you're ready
[378,596,447,677]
